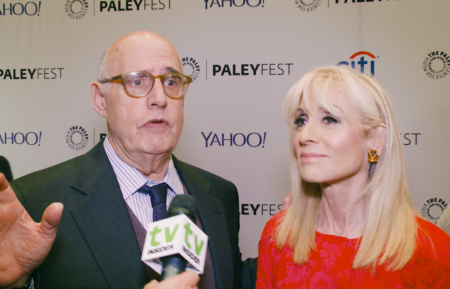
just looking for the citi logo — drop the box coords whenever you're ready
[337,51,378,76]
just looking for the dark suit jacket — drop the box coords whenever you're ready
[11,141,242,289]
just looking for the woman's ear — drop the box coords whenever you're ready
[368,123,386,157]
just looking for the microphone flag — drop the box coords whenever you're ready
[141,214,208,274]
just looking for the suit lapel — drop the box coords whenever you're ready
[173,156,234,289]
[66,145,234,288]
[69,142,149,289]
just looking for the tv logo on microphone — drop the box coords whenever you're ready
[142,214,208,274]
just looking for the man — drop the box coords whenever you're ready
[0,156,13,182]
[0,31,242,289]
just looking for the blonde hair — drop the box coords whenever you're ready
[277,66,418,270]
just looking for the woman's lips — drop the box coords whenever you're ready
[300,153,327,162]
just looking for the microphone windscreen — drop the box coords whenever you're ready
[160,194,199,280]
[166,195,197,223]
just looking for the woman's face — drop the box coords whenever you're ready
[293,98,371,186]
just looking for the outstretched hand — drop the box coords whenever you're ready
[0,173,63,288]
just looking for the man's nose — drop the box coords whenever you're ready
[147,78,167,108]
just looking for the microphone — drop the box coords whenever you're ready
[160,195,197,280]
[165,194,197,222]
[141,195,208,279]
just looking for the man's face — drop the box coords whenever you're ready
[97,33,184,161]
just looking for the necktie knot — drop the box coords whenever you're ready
[137,182,169,221]
[148,183,168,205]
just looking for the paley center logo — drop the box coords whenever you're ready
[99,0,170,12]
[65,0,88,19]
[421,198,448,225]
[0,1,41,16]
[294,0,321,12]
[240,203,283,216]
[204,0,265,9]
[423,51,450,80]
[337,51,378,76]
[182,57,200,81]
[210,62,293,77]
[0,68,64,80]
[334,0,400,4]
[66,125,89,151]
[400,132,421,146]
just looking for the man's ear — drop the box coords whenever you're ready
[368,123,386,157]
[92,81,107,118]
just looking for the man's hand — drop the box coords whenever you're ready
[0,173,63,288]
[143,271,199,289]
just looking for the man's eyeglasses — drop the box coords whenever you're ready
[99,71,193,98]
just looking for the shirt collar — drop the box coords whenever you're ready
[103,136,183,200]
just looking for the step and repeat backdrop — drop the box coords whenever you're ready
[1,0,449,258]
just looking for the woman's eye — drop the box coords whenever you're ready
[323,116,338,124]
[294,117,307,127]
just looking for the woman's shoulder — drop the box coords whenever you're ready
[259,209,288,240]
[414,216,450,268]
[416,216,450,242]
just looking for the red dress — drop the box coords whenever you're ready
[256,210,450,289]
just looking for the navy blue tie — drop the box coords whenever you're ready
[138,183,169,221]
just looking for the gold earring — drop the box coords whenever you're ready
[368,149,378,163]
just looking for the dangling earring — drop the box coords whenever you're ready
[368,149,378,163]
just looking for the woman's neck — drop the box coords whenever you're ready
[316,177,368,239]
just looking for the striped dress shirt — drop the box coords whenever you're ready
[103,137,184,231]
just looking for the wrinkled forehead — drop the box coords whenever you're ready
[107,36,182,76]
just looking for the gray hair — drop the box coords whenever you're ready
[97,44,111,81]
[96,45,112,95]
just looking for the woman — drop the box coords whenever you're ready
[256,66,450,288]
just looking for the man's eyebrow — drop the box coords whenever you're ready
[167,67,179,73]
